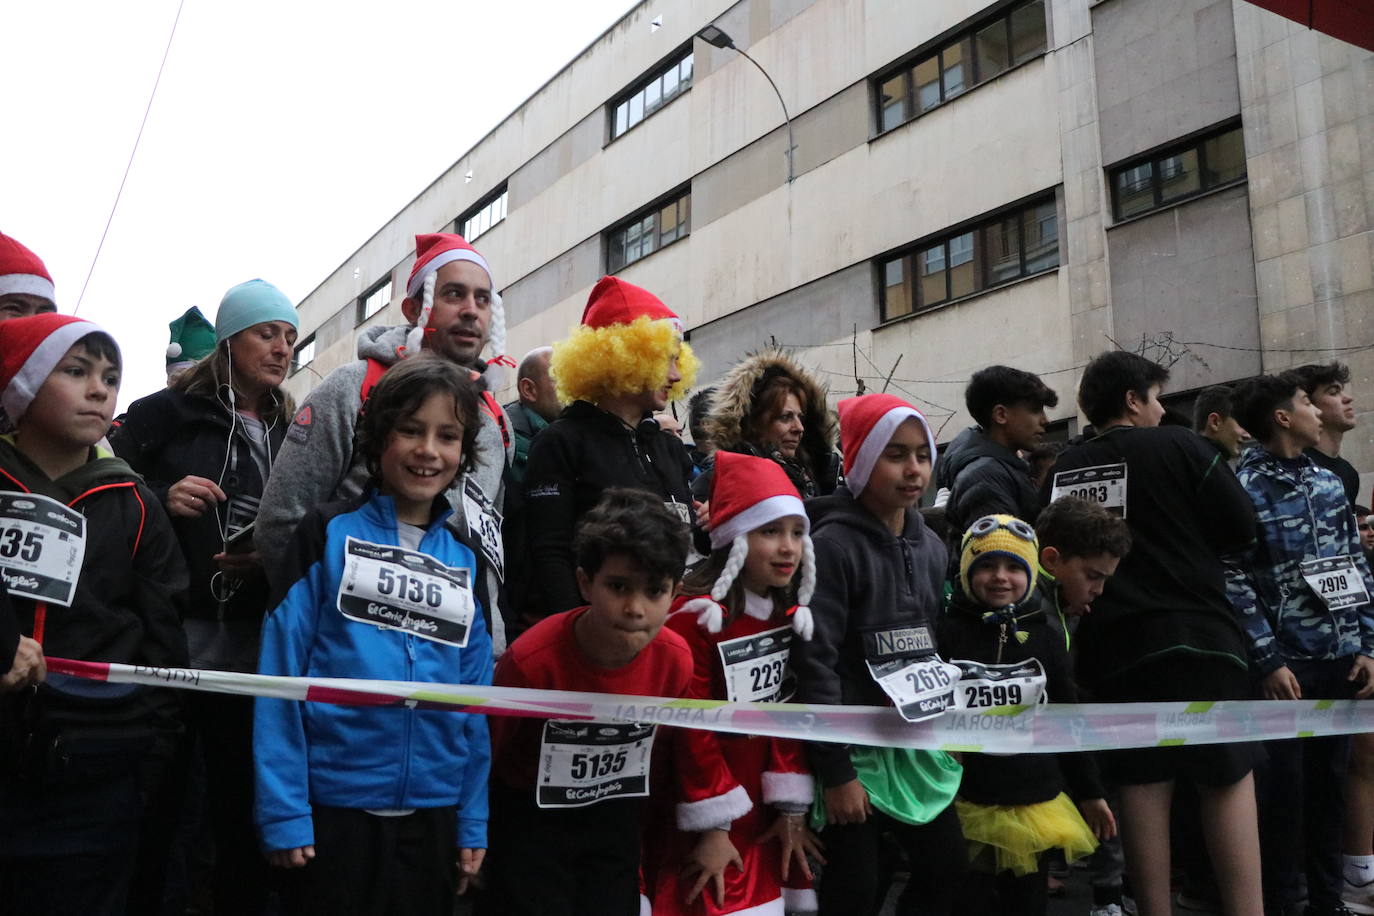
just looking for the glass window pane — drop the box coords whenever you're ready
[659,200,679,245]
[884,257,912,319]
[680,53,694,87]
[948,231,978,298]
[615,102,628,137]
[880,71,908,132]
[975,20,1010,82]
[1114,163,1155,218]
[1157,148,1200,203]
[942,38,970,100]
[914,57,941,113]
[918,244,947,306]
[628,92,644,128]
[984,216,1022,285]
[1203,128,1246,186]
[644,76,662,114]
[608,230,626,272]
[1021,201,1059,272]
[663,64,680,100]
[638,215,656,258]
[1010,0,1047,65]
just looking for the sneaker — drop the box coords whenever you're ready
[1345,880,1374,916]
[1176,887,1222,912]
[1089,906,1124,916]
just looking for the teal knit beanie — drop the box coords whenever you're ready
[215,279,299,344]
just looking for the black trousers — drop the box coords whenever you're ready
[0,769,143,916]
[484,784,642,916]
[816,803,966,916]
[955,854,1049,916]
[197,692,271,913]
[278,805,457,916]
[1257,657,1354,914]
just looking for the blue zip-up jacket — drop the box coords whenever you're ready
[1225,446,1374,675]
[254,489,493,854]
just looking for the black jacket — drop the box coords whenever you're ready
[938,586,1103,806]
[0,438,188,763]
[1042,425,1256,688]
[110,387,285,627]
[521,400,695,617]
[940,426,1041,537]
[0,589,16,677]
[791,487,948,787]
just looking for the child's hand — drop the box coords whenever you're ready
[1262,666,1302,700]
[1349,655,1374,699]
[268,845,315,868]
[757,812,825,881]
[1077,798,1117,841]
[456,847,485,895]
[694,500,710,528]
[0,636,45,691]
[167,475,227,518]
[682,829,742,906]
[213,549,263,576]
[823,779,871,825]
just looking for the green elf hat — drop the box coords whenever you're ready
[166,306,216,369]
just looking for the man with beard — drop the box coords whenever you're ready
[256,233,514,647]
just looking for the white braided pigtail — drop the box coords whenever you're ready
[403,270,437,357]
[681,534,748,634]
[790,533,816,641]
[487,290,507,362]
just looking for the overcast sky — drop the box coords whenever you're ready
[2,0,636,408]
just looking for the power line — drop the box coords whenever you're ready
[75,0,186,314]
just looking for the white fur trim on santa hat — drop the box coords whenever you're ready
[846,406,936,495]
[783,886,818,913]
[1,319,101,422]
[762,770,815,808]
[405,248,491,297]
[0,274,55,303]
[676,784,753,832]
[710,493,808,550]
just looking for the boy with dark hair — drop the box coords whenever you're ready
[1358,505,1374,563]
[1043,350,1263,916]
[254,355,494,915]
[1227,372,1374,916]
[0,315,189,914]
[1290,361,1361,507]
[1192,384,1248,462]
[938,365,1059,535]
[793,393,967,915]
[1035,495,1132,622]
[487,488,694,916]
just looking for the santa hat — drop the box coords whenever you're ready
[678,451,814,640]
[837,393,938,495]
[0,232,56,307]
[402,233,507,366]
[0,314,111,423]
[580,276,683,334]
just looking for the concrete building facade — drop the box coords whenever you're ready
[285,0,1374,494]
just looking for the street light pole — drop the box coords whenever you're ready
[697,25,795,183]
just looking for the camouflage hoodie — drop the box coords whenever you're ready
[1226,446,1374,675]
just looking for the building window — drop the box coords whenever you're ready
[292,335,316,374]
[611,48,693,140]
[606,188,691,272]
[873,0,1046,135]
[879,194,1059,321]
[459,185,508,242]
[358,276,392,324]
[1109,123,1246,221]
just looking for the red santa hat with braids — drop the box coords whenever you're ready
[680,451,815,640]
[401,233,510,366]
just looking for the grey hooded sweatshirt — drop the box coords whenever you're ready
[256,324,513,649]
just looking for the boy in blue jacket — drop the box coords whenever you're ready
[255,354,494,916]
[1227,371,1374,916]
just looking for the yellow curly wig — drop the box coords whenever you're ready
[551,315,700,405]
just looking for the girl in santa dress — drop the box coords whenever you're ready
[652,450,824,916]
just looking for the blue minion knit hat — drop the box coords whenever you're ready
[215,279,299,344]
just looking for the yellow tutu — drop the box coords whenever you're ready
[956,793,1098,876]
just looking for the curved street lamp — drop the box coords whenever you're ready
[697,25,796,183]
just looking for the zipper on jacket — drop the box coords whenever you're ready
[397,634,416,807]
[996,623,1008,664]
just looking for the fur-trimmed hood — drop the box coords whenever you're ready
[702,348,837,472]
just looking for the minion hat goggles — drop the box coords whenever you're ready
[959,515,1039,605]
